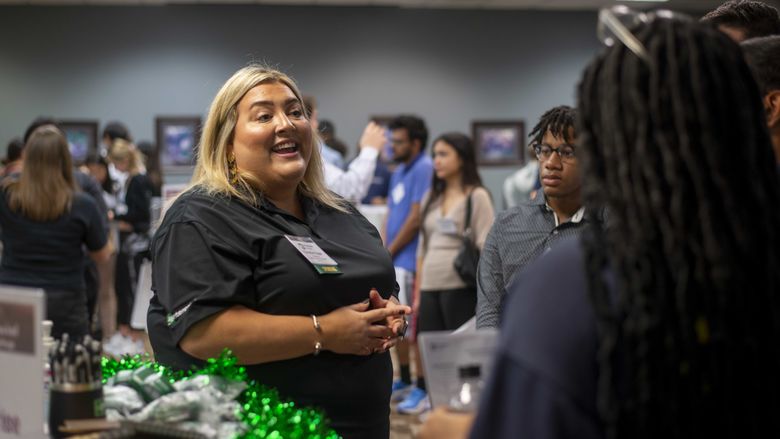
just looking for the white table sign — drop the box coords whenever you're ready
[418,328,499,410]
[0,286,45,439]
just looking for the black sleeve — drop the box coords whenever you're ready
[151,220,256,345]
[75,170,109,232]
[346,200,400,299]
[117,175,152,233]
[469,351,603,439]
[81,196,109,251]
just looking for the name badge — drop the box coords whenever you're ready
[437,218,458,235]
[285,235,341,275]
[391,183,406,205]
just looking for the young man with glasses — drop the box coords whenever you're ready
[383,115,434,414]
[476,106,601,329]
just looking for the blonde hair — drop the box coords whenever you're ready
[5,125,77,221]
[108,139,143,176]
[190,64,346,212]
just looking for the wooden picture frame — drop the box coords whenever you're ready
[59,120,98,165]
[471,120,526,166]
[155,116,201,173]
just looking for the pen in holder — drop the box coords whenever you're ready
[49,381,105,438]
[48,334,105,438]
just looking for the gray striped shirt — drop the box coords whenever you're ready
[476,193,599,328]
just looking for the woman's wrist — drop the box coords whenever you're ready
[316,312,335,351]
[310,314,323,355]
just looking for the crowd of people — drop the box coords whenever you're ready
[1,0,779,438]
[1,118,157,352]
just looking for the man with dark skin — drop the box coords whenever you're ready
[701,0,780,42]
[476,106,599,329]
[383,115,434,414]
[742,35,780,167]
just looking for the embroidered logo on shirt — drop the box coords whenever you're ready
[166,300,195,327]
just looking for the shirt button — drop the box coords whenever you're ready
[553,230,559,235]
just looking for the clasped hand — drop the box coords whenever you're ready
[319,289,411,356]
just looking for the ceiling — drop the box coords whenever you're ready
[0,0,742,11]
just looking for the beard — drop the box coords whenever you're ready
[393,150,411,163]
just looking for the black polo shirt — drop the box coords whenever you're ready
[147,188,398,431]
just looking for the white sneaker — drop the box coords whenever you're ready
[103,333,144,357]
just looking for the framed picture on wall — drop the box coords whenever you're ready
[155,116,201,172]
[471,120,526,166]
[59,120,98,165]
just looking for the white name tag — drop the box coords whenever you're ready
[437,218,458,235]
[391,183,406,205]
[285,235,341,274]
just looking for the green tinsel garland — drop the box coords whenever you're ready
[101,350,340,439]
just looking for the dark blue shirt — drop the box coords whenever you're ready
[0,191,108,293]
[361,159,392,204]
[470,238,604,439]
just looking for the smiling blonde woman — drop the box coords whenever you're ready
[147,65,411,439]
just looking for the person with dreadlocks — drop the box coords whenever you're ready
[701,0,780,42]
[475,105,602,329]
[742,35,780,168]
[463,13,780,439]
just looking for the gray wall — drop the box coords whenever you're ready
[0,5,602,207]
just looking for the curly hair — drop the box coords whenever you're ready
[578,15,780,439]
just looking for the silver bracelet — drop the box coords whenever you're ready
[311,315,322,356]
[313,341,322,356]
[311,314,322,331]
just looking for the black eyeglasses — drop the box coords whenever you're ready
[597,6,689,64]
[533,144,576,162]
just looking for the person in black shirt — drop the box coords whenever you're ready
[18,117,111,337]
[109,139,153,338]
[0,125,113,338]
[147,65,410,439]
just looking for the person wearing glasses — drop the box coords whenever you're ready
[459,11,780,439]
[475,105,602,329]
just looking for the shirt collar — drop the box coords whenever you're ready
[399,152,425,175]
[258,192,320,225]
[535,191,586,226]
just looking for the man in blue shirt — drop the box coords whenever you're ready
[384,115,433,414]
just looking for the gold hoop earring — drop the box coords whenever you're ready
[227,152,239,186]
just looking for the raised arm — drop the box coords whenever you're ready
[323,122,385,202]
